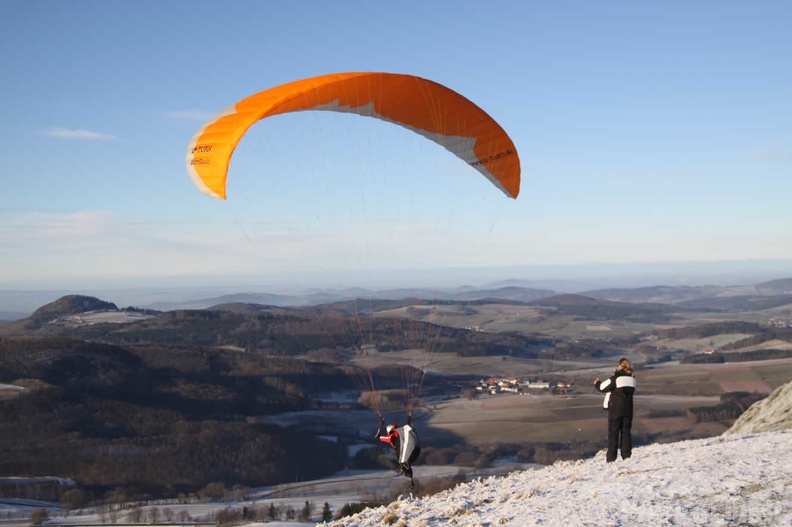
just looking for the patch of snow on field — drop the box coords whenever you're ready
[52,311,154,327]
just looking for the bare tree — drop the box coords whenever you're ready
[232,484,248,501]
[199,482,226,502]
[216,507,240,526]
[148,506,160,524]
[127,506,143,524]
[30,508,48,526]
[98,502,109,523]
[106,487,128,506]
[60,489,86,510]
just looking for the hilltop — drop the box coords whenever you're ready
[30,295,117,321]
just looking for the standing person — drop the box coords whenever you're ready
[594,358,637,462]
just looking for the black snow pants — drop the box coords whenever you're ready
[607,416,632,462]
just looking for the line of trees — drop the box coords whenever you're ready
[682,348,792,364]
[685,392,766,423]
[654,322,763,340]
[0,336,349,501]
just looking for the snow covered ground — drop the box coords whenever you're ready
[42,310,155,328]
[325,380,792,526]
[324,430,791,526]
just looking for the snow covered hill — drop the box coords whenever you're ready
[725,380,792,435]
[325,382,792,527]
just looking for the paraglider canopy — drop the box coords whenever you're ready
[186,72,520,200]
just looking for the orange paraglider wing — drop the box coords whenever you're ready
[186,72,520,199]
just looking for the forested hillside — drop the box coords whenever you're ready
[529,294,683,323]
[0,336,348,501]
[11,302,550,358]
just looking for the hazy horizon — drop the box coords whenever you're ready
[2,258,790,317]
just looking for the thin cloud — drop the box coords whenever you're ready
[38,127,118,140]
[747,147,792,161]
[3,210,113,241]
[165,110,215,121]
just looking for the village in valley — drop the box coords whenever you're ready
[456,377,572,396]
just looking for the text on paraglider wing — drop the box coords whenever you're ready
[191,145,213,154]
[470,149,516,167]
[190,158,211,166]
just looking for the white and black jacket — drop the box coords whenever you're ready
[595,370,637,418]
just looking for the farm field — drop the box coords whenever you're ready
[374,303,660,339]
[634,358,792,394]
[419,391,726,446]
[374,297,792,355]
[336,351,792,448]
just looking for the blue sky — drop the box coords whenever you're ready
[1,0,791,292]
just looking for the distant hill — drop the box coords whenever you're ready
[143,286,557,312]
[4,277,792,318]
[446,286,555,302]
[30,295,118,321]
[297,298,423,317]
[676,294,792,311]
[205,302,300,316]
[582,278,792,306]
[0,311,28,323]
[755,277,792,295]
[532,294,601,306]
[582,285,726,304]
[528,294,682,323]
[147,292,312,311]
[0,295,118,335]
[0,293,547,360]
